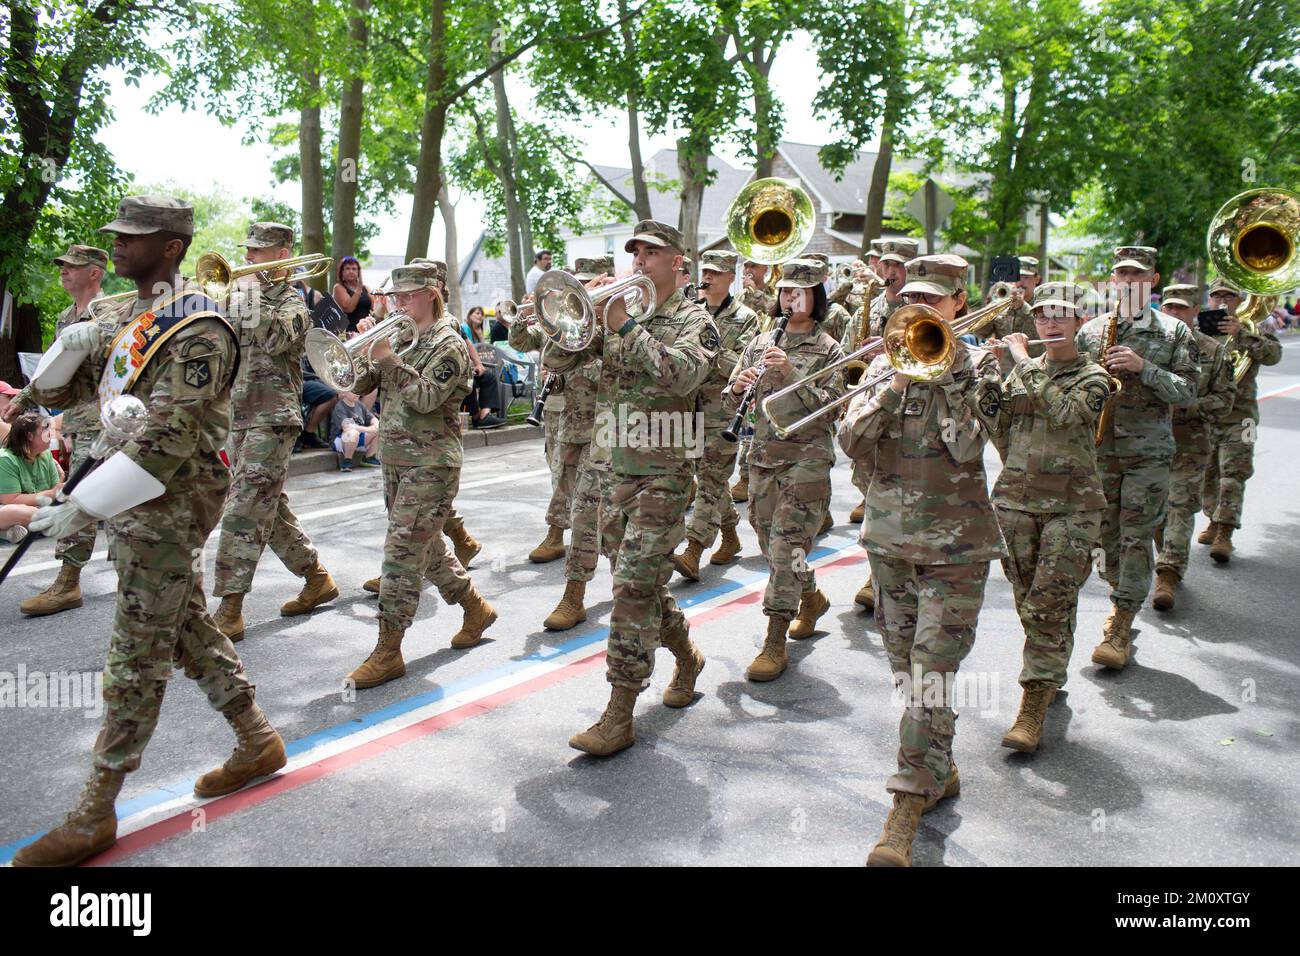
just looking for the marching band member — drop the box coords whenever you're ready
[986,283,1111,753]
[1153,284,1235,609]
[1198,278,1282,562]
[731,257,778,505]
[670,250,758,579]
[804,253,850,343]
[14,196,286,866]
[727,258,844,681]
[1076,246,1198,670]
[211,222,337,641]
[839,253,1005,867]
[343,265,498,690]
[545,220,718,756]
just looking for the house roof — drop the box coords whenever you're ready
[776,141,980,215]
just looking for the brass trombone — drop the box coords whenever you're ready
[195,250,334,302]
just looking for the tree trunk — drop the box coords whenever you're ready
[619,0,652,220]
[331,0,368,263]
[751,54,777,179]
[300,80,327,281]
[438,183,462,320]
[676,138,708,278]
[407,0,449,262]
[862,101,897,253]
[507,109,535,266]
[491,41,527,303]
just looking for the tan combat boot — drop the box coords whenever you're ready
[19,563,83,617]
[363,576,381,594]
[866,792,926,867]
[730,475,749,503]
[661,626,706,708]
[1152,569,1178,611]
[670,539,705,581]
[450,584,498,649]
[212,593,246,642]
[544,579,588,630]
[710,523,742,565]
[1091,608,1136,670]
[819,511,834,535]
[745,615,790,682]
[923,764,961,814]
[1001,687,1058,753]
[193,705,287,798]
[855,574,875,612]
[280,562,339,616]
[347,623,406,689]
[789,588,830,640]
[11,767,125,867]
[446,522,482,568]
[569,684,640,756]
[1210,524,1234,563]
[850,498,865,523]
[1197,521,1218,546]
[528,525,566,563]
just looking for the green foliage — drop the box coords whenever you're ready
[884,169,995,256]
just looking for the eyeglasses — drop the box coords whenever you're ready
[903,292,947,306]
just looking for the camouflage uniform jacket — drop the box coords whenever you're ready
[1173,329,1236,453]
[1221,327,1283,427]
[829,279,865,317]
[509,317,599,445]
[350,316,471,468]
[699,294,759,430]
[1076,307,1198,460]
[739,286,775,323]
[865,289,902,340]
[990,354,1111,514]
[545,289,717,476]
[822,301,851,344]
[29,282,238,545]
[728,327,844,468]
[838,343,1007,565]
[16,302,101,436]
[226,278,309,430]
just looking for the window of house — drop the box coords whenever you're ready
[604,236,614,255]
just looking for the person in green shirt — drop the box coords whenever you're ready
[0,412,64,507]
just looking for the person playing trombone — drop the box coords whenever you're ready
[728,258,844,681]
[838,253,1006,867]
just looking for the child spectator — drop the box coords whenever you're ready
[330,389,379,471]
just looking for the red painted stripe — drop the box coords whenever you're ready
[1260,381,1300,401]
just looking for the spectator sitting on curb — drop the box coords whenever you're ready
[1,502,35,543]
[330,389,380,471]
[0,413,65,512]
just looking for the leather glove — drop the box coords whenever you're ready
[29,496,97,540]
[59,321,103,353]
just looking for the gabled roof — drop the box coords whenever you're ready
[575,149,754,236]
[775,141,979,215]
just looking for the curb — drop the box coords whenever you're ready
[287,423,542,477]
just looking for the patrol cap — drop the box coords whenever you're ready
[878,237,920,265]
[592,255,614,277]
[1018,256,1040,277]
[1161,283,1200,309]
[680,255,693,271]
[868,238,885,258]
[100,195,194,237]
[573,257,601,281]
[1207,277,1243,298]
[899,254,969,297]
[624,219,685,254]
[775,258,827,289]
[700,250,739,273]
[805,252,830,265]
[388,265,441,294]
[52,244,109,268]
[1112,245,1158,272]
[408,258,448,284]
[1030,281,1090,317]
[238,221,295,249]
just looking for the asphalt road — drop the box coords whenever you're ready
[3,340,1298,867]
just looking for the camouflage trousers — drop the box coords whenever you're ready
[748,460,830,618]
[685,429,740,548]
[564,448,612,583]
[996,506,1100,690]
[1098,455,1169,612]
[868,552,989,800]
[379,462,471,632]
[1201,436,1255,530]
[603,473,691,688]
[546,441,585,531]
[95,457,255,772]
[1157,448,1211,578]
[54,432,99,568]
[736,435,750,480]
[214,425,318,596]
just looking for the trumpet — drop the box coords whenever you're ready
[195,250,333,302]
[304,310,419,391]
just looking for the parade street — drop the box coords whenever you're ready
[3,343,1298,869]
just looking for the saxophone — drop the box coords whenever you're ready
[1093,311,1124,447]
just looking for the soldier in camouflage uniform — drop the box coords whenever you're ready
[838,254,1006,867]
[981,256,1044,376]
[804,253,851,343]
[1199,278,1282,562]
[343,266,498,690]
[1153,284,1235,608]
[1076,246,1198,670]
[727,259,844,682]
[210,223,336,641]
[986,283,1111,753]
[14,197,286,867]
[14,245,109,617]
[731,257,777,505]
[669,250,758,580]
[545,220,717,756]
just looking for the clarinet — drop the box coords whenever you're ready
[723,311,790,443]
[526,373,556,427]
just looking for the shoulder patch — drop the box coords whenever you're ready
[1086,385,1108,413]
[433,360,458,384]
[183,357,213,388]
[978,385,1002,418]
[700,321,720,352]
